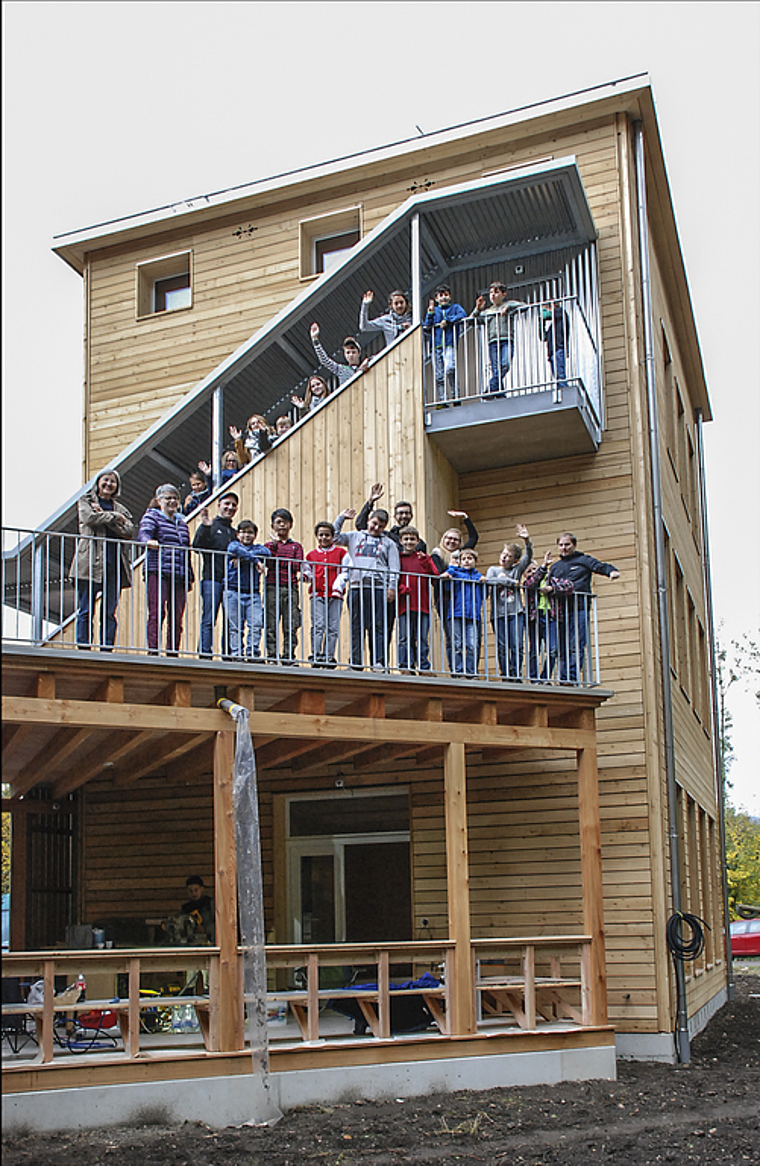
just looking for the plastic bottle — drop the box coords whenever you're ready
[75,973,87,997]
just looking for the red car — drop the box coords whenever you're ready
[730,919,760,956]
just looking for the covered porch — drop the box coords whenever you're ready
[2,647,615,1125]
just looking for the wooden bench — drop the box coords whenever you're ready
[476,976,583,1029]
[266,985,447,1041]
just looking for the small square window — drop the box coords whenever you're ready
[136,252,192,318]
[299,207,362,279]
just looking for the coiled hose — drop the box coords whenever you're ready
[666,911,710,962]
[666,911,711,1062]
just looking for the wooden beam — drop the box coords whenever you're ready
[453,700,498,725]
[288,693,386,773]
[2,696,597,751]
[351,697,442,772]
[12,674,128,796]
[52,731,157,797]
[2,673,56,760]
[2,798,64,814]
[444,742,475,1036]
[577,746,607,1027]
[159,680,191,707]
[213,731,245,1052]
[92,676,124,704]
[254,689,327,768]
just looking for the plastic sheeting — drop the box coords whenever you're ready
[218,700,282,1125]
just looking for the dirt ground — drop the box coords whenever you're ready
[4,972,758,1166]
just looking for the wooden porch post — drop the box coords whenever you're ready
[213,729,245,1051]
[9,809,28,951]
[444,741,476,1035]
[577,744,608,1025]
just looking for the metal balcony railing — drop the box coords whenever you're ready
[2,528,600,686]
[422,295,601,423]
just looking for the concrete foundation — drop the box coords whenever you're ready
[616,985,728,1063]
[2,1043,616,1133]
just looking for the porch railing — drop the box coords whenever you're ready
[3,528,600,686]
[422,295,601,424]
[2,935,596,1065]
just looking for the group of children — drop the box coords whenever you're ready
[190,487,618,683]
[425,281,571,402]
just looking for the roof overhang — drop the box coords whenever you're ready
[51,74,648,274]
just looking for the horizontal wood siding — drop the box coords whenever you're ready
[83,119,621,474]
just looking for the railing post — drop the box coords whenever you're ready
[212,384,224,491]
[307,951,320,1042]
[127,956,140,1057]
[32,539,45,643]
[411,213,421,327]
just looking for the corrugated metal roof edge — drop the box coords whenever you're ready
[51,74,649,272]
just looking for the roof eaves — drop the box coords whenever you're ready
[51,73,650,274]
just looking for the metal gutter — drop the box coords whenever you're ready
[633,119,690,1064]
[695,410,735,1000]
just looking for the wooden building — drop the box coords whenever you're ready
[2,76,728,1130]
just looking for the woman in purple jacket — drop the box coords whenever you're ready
[138,484,193,654]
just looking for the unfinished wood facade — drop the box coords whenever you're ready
[4,80,726,1109]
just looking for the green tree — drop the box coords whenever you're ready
[725,804,760,918]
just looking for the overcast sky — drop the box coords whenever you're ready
[2,1,758,812]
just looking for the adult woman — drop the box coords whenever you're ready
[138,484,193,654]
[430,510,479,673]
[69,470,135,650]
[291,374,331,415]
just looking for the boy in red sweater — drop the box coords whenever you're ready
[304,521,347,666]
[397,526,439,672]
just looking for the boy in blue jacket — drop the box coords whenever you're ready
[439,548,485,676]
[424,285,467,404]
[223,520,271,658]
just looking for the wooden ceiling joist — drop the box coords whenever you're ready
[52,730,158,797]
[116,732,210,785]
[11,727,93,798]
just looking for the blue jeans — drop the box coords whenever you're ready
[549,604,588,683]
[433,345,457,402]
[451,617,479,676]
[200,579,226,655]
[493,610,524,679]
[488,339,513,394]
[548,345,567,387]
[397,610,431,671]
[224,591,263,657]
[76,573,120,649]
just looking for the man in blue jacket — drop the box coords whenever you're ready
[424,285,467,404]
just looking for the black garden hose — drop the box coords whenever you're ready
[666,911,710,963]
[666,911,711,1063]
